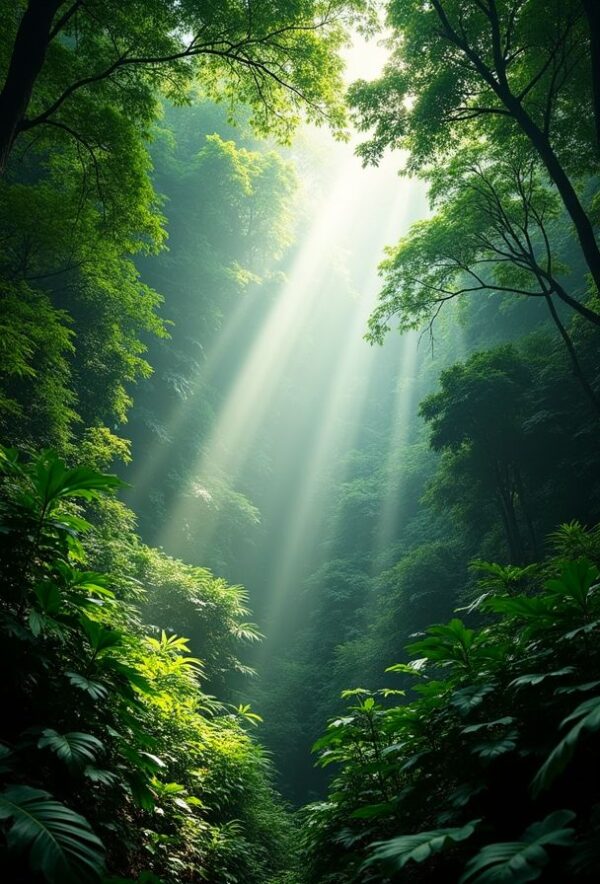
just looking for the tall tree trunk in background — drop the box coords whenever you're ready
[582,0,600,150]
[514,467,539,560]
[495,466,524,563]
[0,0,60,174]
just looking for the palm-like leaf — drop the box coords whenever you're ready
[459,810,575,883]
[65,672,108,701]
[0,785,105,882]
[83,767,119,787]
[532,696,600,796]
[366,820,480,871]
[38,730,103,769]
[34,452,123,507]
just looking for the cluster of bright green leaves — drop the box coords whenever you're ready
[349,0,596,173]
[300,524,600,882]
[0,89,165,451]
[3,0,371,159]
[0,0,370,457]
[0,446,294,883]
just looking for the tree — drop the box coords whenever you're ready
[0,0,366,458]
[366,138,600,414]
[0,109,166,450]
[420,346,539,562]
[0,0,367,174]
[349,0,600,298]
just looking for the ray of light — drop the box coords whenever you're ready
[259,165,425,633]
[131,31,400,552]
[156,151,378,555]
[125,283,261,508]
[370,331,420,567]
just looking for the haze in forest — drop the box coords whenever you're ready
[1,2,600,883]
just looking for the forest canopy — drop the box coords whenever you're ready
[1,1,600,883]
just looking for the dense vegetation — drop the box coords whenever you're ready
[301,531,600,882]
[0,447,292,883]
[1,1,600,882]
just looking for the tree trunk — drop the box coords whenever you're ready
[514,467,538,560]
[507,97,600,297]
[495,466,524,564]
[432,1,600,297]
[0,0,61,174]
[582,0,600,150]
[550,278,600,328]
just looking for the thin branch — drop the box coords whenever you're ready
[49,0,84,42]
[21,15,338,133]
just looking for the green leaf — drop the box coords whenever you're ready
[385,659,428,676]
[38,730,103,769]
[235,704,263,726]
[35,452,123,506]
[408,619,478,670]
[101,659,154,695]
[0,785,105,882]
[532,695,600,796]
[65,672,108,701]
[56,565,115,599]
[545,560,599,610]
[124,773,155,811]
[555,680,600,695]
[484,595,551,620]
[462,717,515,734]
[562,620,600,641]
[120,746,165,774]
[83,767,119,787]
[80,619,122,655]
[452,684,495,715]
[351,801,396,820]
[34,581,61,615]
[366,820,480,871]
[28,610,49,637]
[459,810,576,883]
[449,784,485,809]
[472,735,517,760]
[509,668,575,689]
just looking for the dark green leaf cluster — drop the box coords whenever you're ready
[301,533,600,882]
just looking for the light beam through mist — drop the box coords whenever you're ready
[157,152,377,554]
[263,167,424,629]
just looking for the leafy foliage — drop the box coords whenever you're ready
[0,0,366,454]
[0,447,295,882]
[367,820,480,872]
[301,529,600,882]
[0,785,105,883]
[460,811,576,884]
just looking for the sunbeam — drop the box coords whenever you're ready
[371,331,419,567]
[262,168,424,630]
[157,147,385,557]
